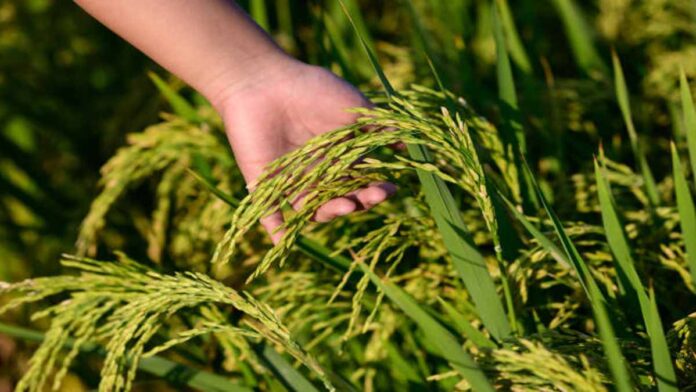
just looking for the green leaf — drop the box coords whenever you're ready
[680,69,696,185]
[359,265,494,391]
[500,195,570,269]
[595,158,678,391]
[0,322,252,392]
[594,157,644,302]
[250,0,270,31]
[492,1,518,115]
[524,162,633,391]
[647,288,679,392]
[585,275,634,392]
[339,0,512,341]
[524,161,594,298]
[549,0,607,78]
[612,52,659,205]
[337,0,394,97]
[186,168,240,208]
[492,1,537,212]
[258,344,320,392]
[495,0,532,74]
[323,13,358,83]
[147,72,202,123]
[671,143,696,286]
[437,298,496,349]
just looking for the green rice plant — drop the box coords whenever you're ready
[0,253,332,391]
[0,322,252,392]
[550,0,608,78]
[494,0,532,75]
[359,262,494,391]
[6,1,696,391]
[249,0,270,31]
[524,161,634,391]
[611,53,660,206]
[595,156,678,391]
[681,69,696,184]
[672,143,696,286]
[338,0,512,341]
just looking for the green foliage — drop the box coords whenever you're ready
[4,1,696,391]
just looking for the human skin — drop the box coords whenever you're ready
[74,0,395,242]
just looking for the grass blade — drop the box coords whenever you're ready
[549,0,607,78]
[495,0,532,74]
[337,0,394,97]
[437,298,496,349]
[671,142,696,286]
[500,195,570,269]
[148,72,202,123]
[250,0,270,31]
[595,157,678,391]
[258,344,320,392]
[647,288,679,392]
[359,264,494,391]
[407,157,512,340]
[585,276,634,392]
[492,1,519,124]
[492,0,537,211]
[680,68,696,184]
[339,0,512,340]
[612,52,659,205]
[594,157,643,302]
[524,162,634,391]
[0,322,252,392]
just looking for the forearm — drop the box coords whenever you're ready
[74,0,293,108]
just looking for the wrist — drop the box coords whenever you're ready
[205,51,302,116]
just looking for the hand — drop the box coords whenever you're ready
[213,59,396,242]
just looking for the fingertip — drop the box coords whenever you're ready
[356,182,397,209]
[313,197,357,222]
[260,212,285,244]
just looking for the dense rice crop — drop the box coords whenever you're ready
[1,0,696,391]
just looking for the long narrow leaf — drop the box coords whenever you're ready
[258,344,320,392]
[339,0,512,340]
[647,288,679,392]
[492,1,537,212]
[437,298,496,349]
[612,53,659,205]
[594,158,644,301]
[250,0,270,31]
[359,265,494,391]
[148,72,202,123]
[524,162,634,391]
[595,158,678,391]
[549,0,607,78]
[495,0,532,74]
[680,69,696,185]
[671,143,696,286]
[500,195,569,269]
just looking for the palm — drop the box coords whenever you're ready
[219,63,394,241]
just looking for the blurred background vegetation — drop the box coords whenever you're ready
[0,1,159,388]
[1,0,696,390]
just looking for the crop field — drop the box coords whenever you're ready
[1,0,696,391]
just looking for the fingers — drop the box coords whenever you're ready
[260,211,285,245]
[354,182,397,209]
[312,182,397,223]
[313,197,358,223]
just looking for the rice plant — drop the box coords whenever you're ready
[2,0,696,391]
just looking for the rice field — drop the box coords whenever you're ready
[1,0,696,391]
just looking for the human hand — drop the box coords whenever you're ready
[212,58,396,242]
